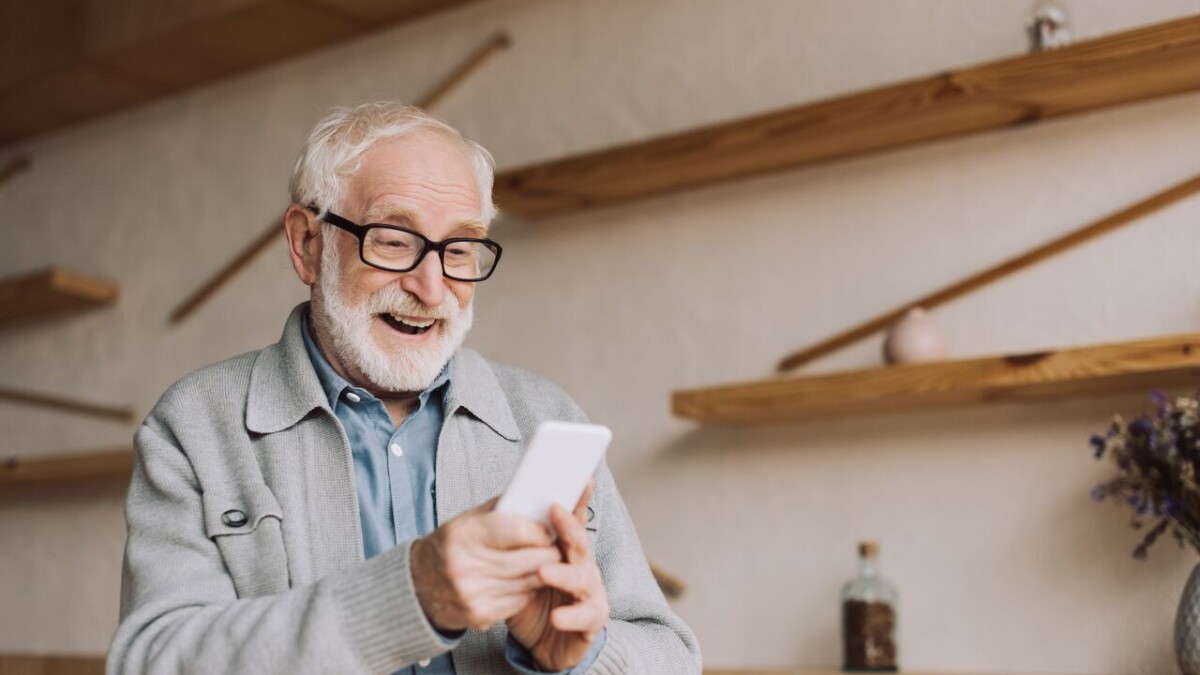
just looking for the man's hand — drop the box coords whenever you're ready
[506,482,610,671]
[411,498,562,632]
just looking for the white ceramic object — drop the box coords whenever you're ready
[882,307,948,365]
[1028,0,1072,53]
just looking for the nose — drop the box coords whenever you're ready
[398,250,446,308]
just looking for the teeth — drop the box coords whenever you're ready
[390,314,435,329]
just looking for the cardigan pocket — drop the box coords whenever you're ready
[202,484,291,597]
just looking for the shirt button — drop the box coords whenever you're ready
[418,658,431,667]
[390,443,404,457]
[344,391,361,403]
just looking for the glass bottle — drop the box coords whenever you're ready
[840,541,899,672]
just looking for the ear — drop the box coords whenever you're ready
[284,204,322,286]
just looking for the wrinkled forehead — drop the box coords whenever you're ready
[344,133,487,236]
[360,204,488,238]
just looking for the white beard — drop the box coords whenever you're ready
[311,238,473,393]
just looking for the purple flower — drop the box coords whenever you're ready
[1090,391,1200,559]
[1151,389,1169,413]
[1165,495,1182,519]
[1163,431,1178,455]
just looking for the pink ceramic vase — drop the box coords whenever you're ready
[882,307,947,365]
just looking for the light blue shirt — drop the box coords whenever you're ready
[302,316,604,674]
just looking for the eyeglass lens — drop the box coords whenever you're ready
[363,228,498,280]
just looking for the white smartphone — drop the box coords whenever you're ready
[495,420,611,532]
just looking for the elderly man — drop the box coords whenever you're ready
[107,103,700,675]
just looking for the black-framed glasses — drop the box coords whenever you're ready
[312,208,502,282]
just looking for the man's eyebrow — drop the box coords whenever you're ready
[363,206,489,238]
[362,206,419,224]
[455,220,488,237]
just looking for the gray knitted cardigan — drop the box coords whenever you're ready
[107,304,701,674]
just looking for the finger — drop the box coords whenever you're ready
[487,546,563,577]
[487,591,540,626]
[551,601,607,634]
[481,513,553,550]
[572,479,595,523]
[459,574,546,627]
[474,577,549,628]
[549,503,590,564]
[467,496,500,514]
[448,576,542,632]
[485,570,548,597]
[538,562,592,597]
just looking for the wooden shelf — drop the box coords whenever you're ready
[1,448,133,489]
[494,15,1200,218]
[0,654,104,675]
[673,333,1200,425]
[0,267,118,327]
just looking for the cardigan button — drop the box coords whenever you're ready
[221,509,249,528]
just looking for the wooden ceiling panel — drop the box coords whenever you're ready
[296,0,477,24]
[0,0,86,92]
[0,63,159,144]
[0,0,484,145]
[93,0,364,91]
[84,0,262,54]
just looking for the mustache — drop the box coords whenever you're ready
[362,284,462,320]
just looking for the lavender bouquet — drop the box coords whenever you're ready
[1091,391,1200,559]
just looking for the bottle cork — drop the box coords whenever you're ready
[858,541,879,558]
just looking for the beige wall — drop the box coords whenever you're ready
[2,1,1199,672]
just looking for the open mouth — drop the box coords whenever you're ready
[379,313,437,336]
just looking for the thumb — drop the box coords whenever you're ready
[472,496,501,513]
[573,479,595,524]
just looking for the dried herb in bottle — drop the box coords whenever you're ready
[840,541,898,672]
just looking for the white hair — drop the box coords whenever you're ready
[289,102,497,224]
